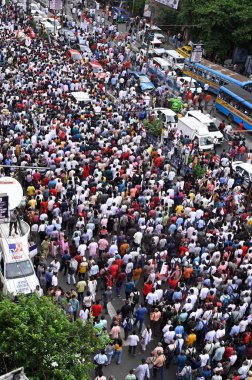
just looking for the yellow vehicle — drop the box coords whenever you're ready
[176,45,192,58]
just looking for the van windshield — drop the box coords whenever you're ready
[177,58,185,64]
[208,122,219,132]
[199,137,213,146]
[166,115,178,123]
[6,260,34,279]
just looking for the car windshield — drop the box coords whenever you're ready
[139,77,150,83]
[92,66,101,73]
[6,260,34,279]
[72,53,81,60]
[208,122,219,132]
[177,58,185,64]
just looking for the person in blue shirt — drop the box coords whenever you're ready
[175,323,185,338]
[176,352,187,370]
[69,294,79,321]
[125,279,134,300]
[134,304,147,333]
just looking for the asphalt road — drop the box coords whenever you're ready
[53,265,176,380]
[34,5,252,379]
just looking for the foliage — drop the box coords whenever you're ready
[178,0,252,59]
[0,295,108,380]
[148,0,178,33]
[168,98,183,112]
[128,0,145,16]
[193,164,206,178]
[144,118,163,137]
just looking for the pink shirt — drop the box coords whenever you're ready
[88,242,98,257]
[98,238,109,251]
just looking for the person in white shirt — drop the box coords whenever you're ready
[146,289,158,306]
[164,327,175,344]
[205,329,216,343]
[128,332,139,356]
[50,258,60,273]
[51,272,58,287]
[199,352,210,367]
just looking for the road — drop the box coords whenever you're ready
[33,4,252,379]
[52,264,176,380]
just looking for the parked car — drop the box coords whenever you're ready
[62,29,76,44]
[111,7,130,22]
[176,45,192,58]
[88,61,106,79]
[232,161,252,190]
[46,17,61,30]
[176,76,202,93]
[73,44,93,58]
[66,49,82,61]
[128,70,155,92]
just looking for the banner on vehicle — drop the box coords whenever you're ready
[155,0,180,10]
[190,44,204,63]
[143,4,151,18]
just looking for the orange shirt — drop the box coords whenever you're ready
[183,267,193,279]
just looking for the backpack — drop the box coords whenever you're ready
[221,295,230,309]
[70,259,78,271]
[132,291,140,304]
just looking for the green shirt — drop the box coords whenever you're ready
[125,375,136,380]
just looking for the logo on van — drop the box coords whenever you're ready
[9,243,23,253]
[9,243,24,259]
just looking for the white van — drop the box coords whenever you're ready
[186,110,224,144]
[0,221,39,296]
[154,108,178,127]
[149,57,170,79]
[41,20,55,35]
[177,116,214,152]
[165,50,185,71]
[70,91,92,104]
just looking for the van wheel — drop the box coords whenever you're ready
[228,114,234,123]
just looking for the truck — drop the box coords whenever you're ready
[177,116,214,152]
[186,110,224,144]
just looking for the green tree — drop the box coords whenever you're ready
[0,295,108,380]
[178,0,252,59]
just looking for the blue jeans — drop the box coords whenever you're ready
[134,318,144,332]
[114,349,122,364]
[106,351,114,365]
[153,365,164,380]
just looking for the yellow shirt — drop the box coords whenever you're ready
[186,333,196,346]
[189,192,196,201]
[27,186,35,196]
[176,205,184,215]
[28,199,37,208]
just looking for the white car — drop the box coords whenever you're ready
[46,18,61,30]
[177,76,202,93]
[30,2,41,13]
[232,161,252,189]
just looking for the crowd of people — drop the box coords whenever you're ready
[1,0,252,380]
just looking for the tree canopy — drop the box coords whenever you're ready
[0,295,108,380]
[146,0,252,60]
[178,0,252,59]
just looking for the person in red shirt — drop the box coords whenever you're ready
[116,270,126,297]
[92,301,102,320]
[238,121,245,131]
[109,261,119,279]
[33,170,41,182]
[143,280,153,301]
